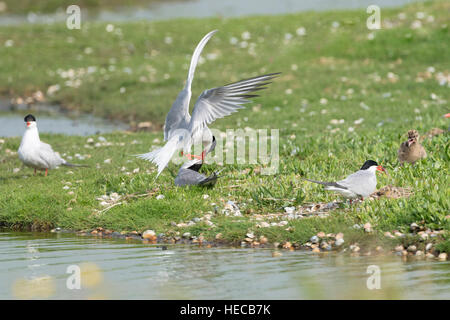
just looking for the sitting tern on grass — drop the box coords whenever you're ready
[18,114,87,176]
[136,29,280,177]
[304,160,386,203]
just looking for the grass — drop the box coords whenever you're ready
[0,1,449,253]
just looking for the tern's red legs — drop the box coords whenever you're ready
[45,168,48,177]
[180,150,206,161]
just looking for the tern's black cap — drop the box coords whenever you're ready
[24,114,36,122]
[360,160,378,170]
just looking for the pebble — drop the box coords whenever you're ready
[335,238,345,246]
[410,222,419,231]
[317,231,325,238]
[259,236,268,244]
[376,246,383,252]
[419,232,429,240]
[215,233,223,240]
[282,242,292,249]
[351,246,360,253]
[426,253,436,259]
[384,231,395,239]
[407,245,417,253]
[182,232,191,239]
[335,233,344,240]
[156,195,165,200]
[364,223,372,233]
[312,248,321,253]
[310,236,319,243]
[415,250,424,257]
[284,206,296,214]
[402,250,408,256]
[142,230,156,240]
[438,253,448,261]
[425,243,433,251]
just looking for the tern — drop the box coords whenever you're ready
[174,136,222,187]
[398,130,427,165]
[18,114,87,176]
[304,160,386,202]
[174,159,223,187]
[136,29,279,176]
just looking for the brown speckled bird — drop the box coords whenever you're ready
[398,130,427,165]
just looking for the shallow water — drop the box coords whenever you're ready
[0,113,127,137]
[0,0,424,26]
[0,231,448,299]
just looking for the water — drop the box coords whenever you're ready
[1,231,449,299]
[0,0,424,26]
[0,113,128,137]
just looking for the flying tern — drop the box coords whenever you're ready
[304,160,386,202]
[137,29,279,176]
[18,114,87,176]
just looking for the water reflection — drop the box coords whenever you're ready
[0,231,448,299]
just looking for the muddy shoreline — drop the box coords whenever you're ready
[2,225,446,261]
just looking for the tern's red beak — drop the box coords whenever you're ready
[26,122,31,127]
[445,113,450,118]
[377,165,386,173]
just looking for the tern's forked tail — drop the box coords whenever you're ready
[136,135,180,177]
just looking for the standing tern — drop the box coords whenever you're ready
[18,114,87,176]
[304,160,386,202]
[137,29,279,176]
[398,130,427,165]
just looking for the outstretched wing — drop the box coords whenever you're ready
[164,30,218,141]
[188,73,280,140]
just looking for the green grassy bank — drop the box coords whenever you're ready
[0,1,449,255]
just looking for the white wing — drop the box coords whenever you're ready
[338,170,376,197]
[164,30,218,140]
[38,141,65,168]
[187,73,280,145]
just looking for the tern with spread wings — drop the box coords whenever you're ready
[137,30,279,177]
